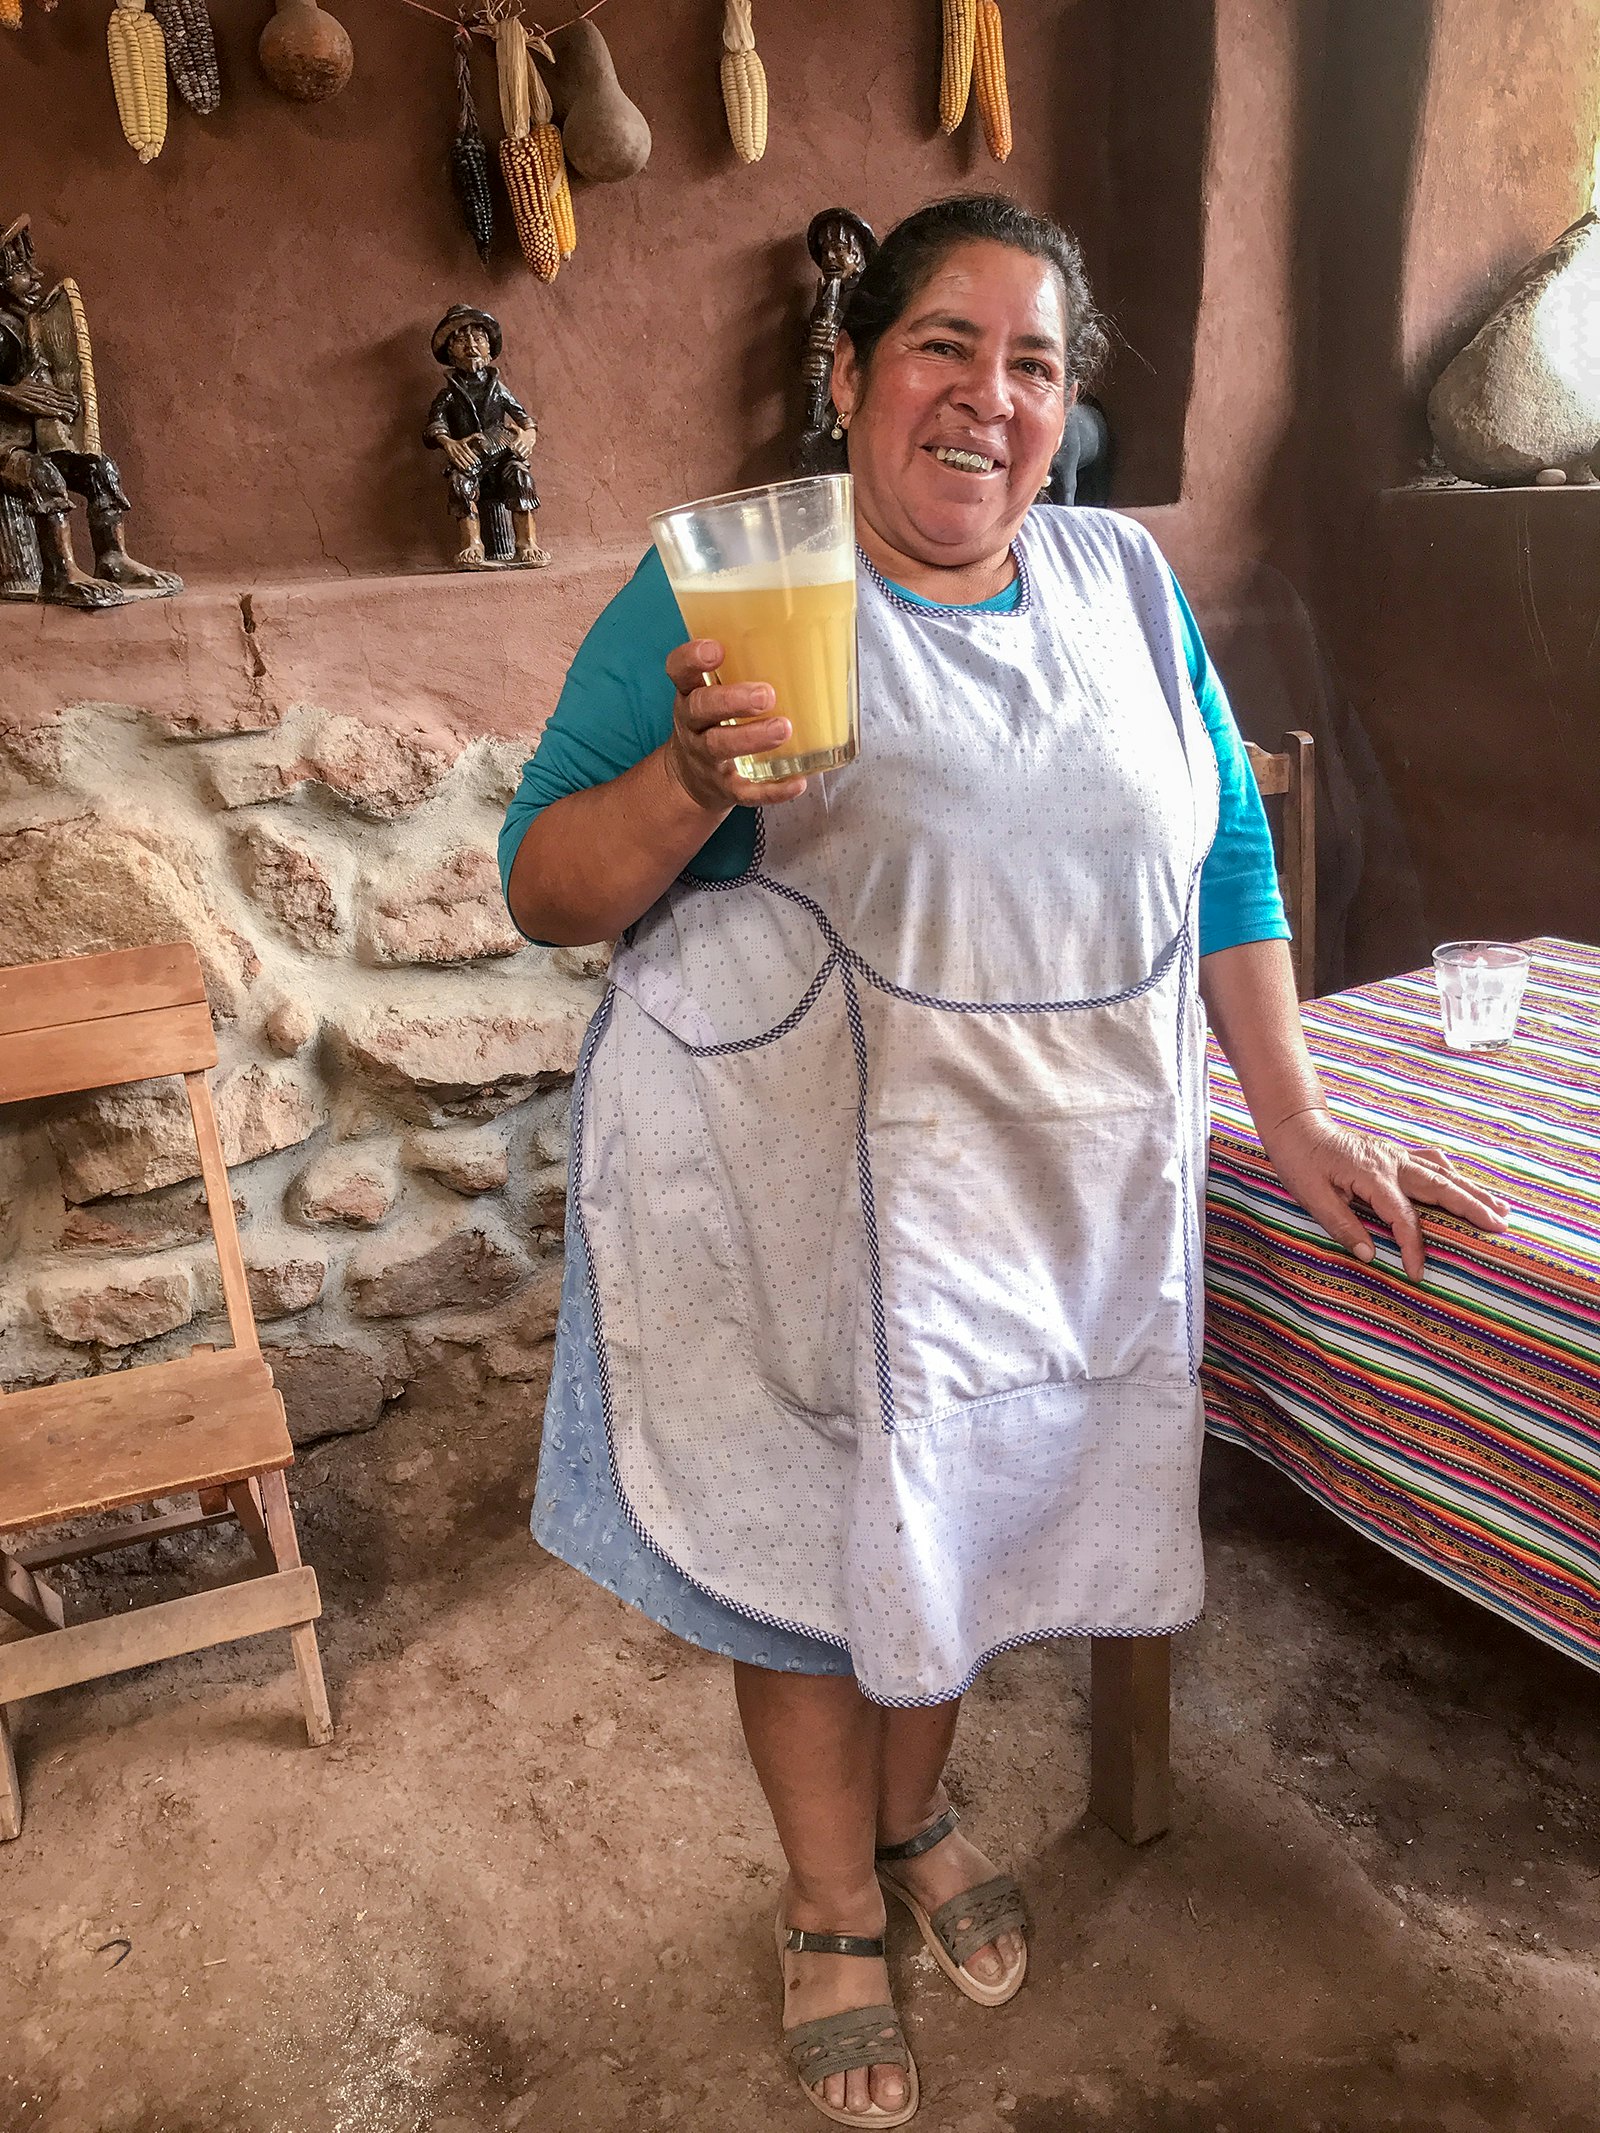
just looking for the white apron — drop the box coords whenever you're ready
[575,508,1219,1705]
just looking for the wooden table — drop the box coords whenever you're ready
[1204,937,1600,1672]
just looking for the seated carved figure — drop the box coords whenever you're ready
[423,305,549,571]
[0,214,180,610]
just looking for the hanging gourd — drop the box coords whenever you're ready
[258,0,354,104]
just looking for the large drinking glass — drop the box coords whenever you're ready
[650,474,858,783]
[1432,941,1531,1051]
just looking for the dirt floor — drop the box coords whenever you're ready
[4,1351,1598,2133]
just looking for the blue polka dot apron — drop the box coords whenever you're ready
[573,508,1219,1706]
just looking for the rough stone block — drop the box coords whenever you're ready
[266,1338,395,1443]
[551,943,613,981]
[58,1182,243,1253]
[307,716,460,820]
[405,1127,510,1196]
[345,1214,528,1319]
[363,848,523,965]
[245,1251,328,1320]
[234,821,344,951]
[263,996,318,1058]
[32,1260,196,1347]
[287,1147,397,1229]
[328,995,589,1124]
[48,1065,324,1203]
[203,751,309,810]
[0,810,259,1016]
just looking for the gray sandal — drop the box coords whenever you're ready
[876,1806,1028,2007]
[775,1913,920,2127]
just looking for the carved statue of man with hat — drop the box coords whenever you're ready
[423,304,548,571]
[0,213,181,609]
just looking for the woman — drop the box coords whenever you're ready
[500,196,1505,2127]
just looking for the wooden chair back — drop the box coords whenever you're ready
[1244,733,1317,1001]
[0,942,258,1358]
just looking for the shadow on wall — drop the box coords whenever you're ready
[1202,563,1430,994]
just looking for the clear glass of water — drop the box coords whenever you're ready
[1432,941,1531,1051]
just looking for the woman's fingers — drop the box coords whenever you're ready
[1398,1155,1510,1231]
[665,638,726,695]
[1359,1170,1427,1282]
[1294,1173,1377,1264]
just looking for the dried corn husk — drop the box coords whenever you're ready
[720,0,767,164]
[973,0,1011,162]
[151,0,221,115]
[107,0,168,164]
[939,0,975,134]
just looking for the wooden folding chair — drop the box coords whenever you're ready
[0,942,332,1840]
[1245,731,1317,1001]
[1084,734,1318,1847]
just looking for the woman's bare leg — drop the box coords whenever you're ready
[878,1700,1025,1986]
[734,1664,908,2117]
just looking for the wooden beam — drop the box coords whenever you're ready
[0,1707,20,1841]
[0,942,204,1037]
[0,1566,319,1704]
[1089,1634,1173,1845]
[0,1552,65,1635]
[15,1507,236,1571]
[225,1481,275,1570]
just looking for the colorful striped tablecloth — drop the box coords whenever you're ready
[1203,936,1600,1672]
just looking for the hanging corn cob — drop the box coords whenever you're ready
[720,0,767,165]
[530,51,576,260]
[939,0,975,134]
[150,0,221,116]
[496,16,560,281]
[1,0,23,35]
[108,0,169,164]
[973,0,1011,162]
[451,26,494,265]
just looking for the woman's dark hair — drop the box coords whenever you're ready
[839,193,1109,389]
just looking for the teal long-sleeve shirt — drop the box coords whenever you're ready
[499,543,1289,959]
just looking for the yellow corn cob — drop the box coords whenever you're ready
[529,60,575,260]
[107,0,168,164]
[1,0,23,34]
[496,19,560,281]
[939,0,975,134]
[720,0,767,164]
[973,0,1011,162]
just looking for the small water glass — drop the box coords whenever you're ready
[1432,942,1531,1052]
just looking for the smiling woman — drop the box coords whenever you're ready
[497,194,1507,2128]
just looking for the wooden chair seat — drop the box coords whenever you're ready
[0,1350,292,1537]
[1,942,333,1842]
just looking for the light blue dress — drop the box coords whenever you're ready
[506,542,1288,1677]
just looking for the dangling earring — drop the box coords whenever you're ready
[831,412,849,440]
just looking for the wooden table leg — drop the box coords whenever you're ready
[1089,1634,1172,1845]
[259,1469,334,1748]
[1,1706,22,1841]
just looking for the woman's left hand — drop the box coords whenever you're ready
[1260,1107,1511,1281]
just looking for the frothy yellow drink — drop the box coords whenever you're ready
[676,560,858,783]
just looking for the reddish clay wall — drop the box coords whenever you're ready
[3,0,1113,584]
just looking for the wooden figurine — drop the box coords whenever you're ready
[795,208,875,476]
[423,305,548,571]
[0,214,182,610]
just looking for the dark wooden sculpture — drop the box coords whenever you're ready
[423,304,548,571]
[0,214,181,610]
[794,208,875,476]
[1045,395,1114,507]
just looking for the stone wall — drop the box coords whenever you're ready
[0,694,605,1441]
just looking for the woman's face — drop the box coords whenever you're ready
[831,240,1075,570]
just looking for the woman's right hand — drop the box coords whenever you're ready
[662,639,808,814]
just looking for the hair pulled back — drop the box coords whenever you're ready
[840,194,1109,390]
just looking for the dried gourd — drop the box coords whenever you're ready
[150,0,220,115]
[720,0,767,165]
[939,0,975,134]
[973,0,1011,162]
[496,18,560,281]
[108,0,169,164]
[547,17,650,183]
[450,26,494,265]
[530,58,576,260]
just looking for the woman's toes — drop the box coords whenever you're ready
[964,1939,1005,1984]
[822,2072,847,2111]
[873,2062,908,2110]
[844,2065,872,2114]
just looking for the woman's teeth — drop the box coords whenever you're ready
[932,447,996,472]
